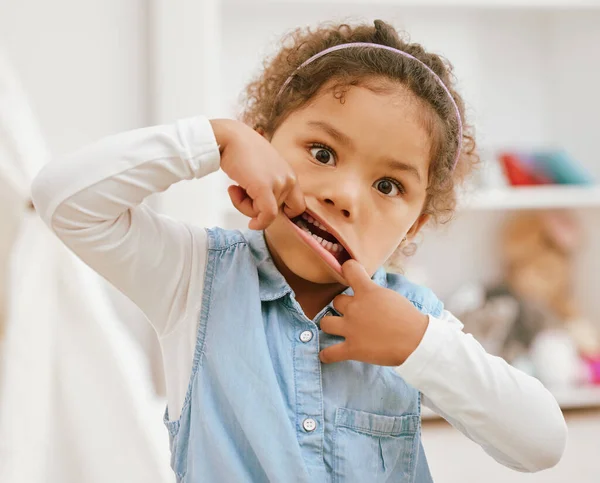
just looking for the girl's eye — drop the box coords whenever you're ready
[309,145,336,166]
[374,178,404,197]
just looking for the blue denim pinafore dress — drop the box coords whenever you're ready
[164,228,442,482]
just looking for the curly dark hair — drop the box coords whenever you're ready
[240,19,479,251]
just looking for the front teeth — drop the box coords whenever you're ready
[295,217,341,254]
[302,212,328,233]
[313,233,340,253]
[321,239,339,252]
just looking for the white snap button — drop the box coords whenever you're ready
[302,418,317,432]
[299,330,313,343]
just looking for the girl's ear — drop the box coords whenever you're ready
[405,213,431,242]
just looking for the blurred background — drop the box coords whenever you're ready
[1,0,599,482]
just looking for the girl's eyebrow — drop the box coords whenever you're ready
[307,121,354,149]
[384,159,422,183]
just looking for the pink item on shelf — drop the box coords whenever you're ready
[583,356,600,384]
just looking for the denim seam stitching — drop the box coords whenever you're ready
[316,328,325,463]
[165,227,218,438]
[293,329,301,445]
[337,425,416,437]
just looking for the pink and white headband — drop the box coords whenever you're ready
[275,42,463,170]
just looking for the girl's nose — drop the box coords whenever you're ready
[320,179,361,219]
[323,197,351,218]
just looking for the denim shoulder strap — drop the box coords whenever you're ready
[385,272,444,318]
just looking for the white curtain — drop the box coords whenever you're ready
[0,49,173,483]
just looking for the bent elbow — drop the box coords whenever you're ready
[527,414,568,472]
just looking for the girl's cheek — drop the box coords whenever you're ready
[287,155,307,176]
[293,165,313,189]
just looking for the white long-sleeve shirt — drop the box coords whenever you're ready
[31,116,567,473]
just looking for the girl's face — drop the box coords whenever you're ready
[264,81,433,284]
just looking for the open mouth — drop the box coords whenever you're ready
[290,211,353,267]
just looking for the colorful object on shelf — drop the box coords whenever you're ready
[498,152,549,186]
[499,153,542,186]
[533,151,594,185]
[457,210,600,390]
[520,154,555,184]
[497,150,594,187]
[583,356,600,385]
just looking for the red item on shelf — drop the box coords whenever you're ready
[499,153,551,186]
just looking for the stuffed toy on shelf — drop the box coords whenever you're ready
[453,210,600,388]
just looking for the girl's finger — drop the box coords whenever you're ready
[283,182,306,219]
[272,174,291,205]
[319,342,351,364]
[320,315,346,337]
[228,185,258,219]
[341,260,373,293]
[332,294,353,315]
[251,188,279,229]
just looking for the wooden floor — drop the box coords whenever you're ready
[422,408,600,482]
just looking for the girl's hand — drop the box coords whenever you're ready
[319,260,430,367]
[211,119,306,230]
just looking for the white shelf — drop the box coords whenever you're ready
[422,384,600,420]
[551,385,600,409]
[459,185,600,211]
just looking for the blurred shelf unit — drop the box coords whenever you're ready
[460,185,600,211]
[422,385,600,420]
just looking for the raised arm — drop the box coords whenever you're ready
[31,116,220,335]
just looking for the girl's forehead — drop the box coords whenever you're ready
[302,83,425,131]
[295,85,432,171]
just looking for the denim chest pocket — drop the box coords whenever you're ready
[333,407,420,483]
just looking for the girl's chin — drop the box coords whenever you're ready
[285,255,344,285]
[265,226,348,285]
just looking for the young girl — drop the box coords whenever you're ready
[32,20,566,483]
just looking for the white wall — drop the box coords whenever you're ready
[147,0,231,229]
[0,0,149,155]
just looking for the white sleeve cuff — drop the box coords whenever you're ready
[176,116,221,177]
[393,315,449,385]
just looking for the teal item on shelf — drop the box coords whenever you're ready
[532,151,594,185]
